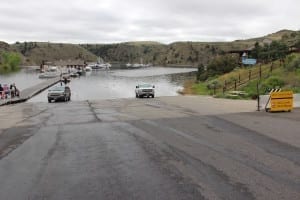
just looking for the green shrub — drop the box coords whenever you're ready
[0,52,21,73]
[207,80,221,90]
[262,76,285,89]
[196,64,208,81]
[286,55,300,71]
[207,55,239,77]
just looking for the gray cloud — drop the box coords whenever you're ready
[0,0,299,44]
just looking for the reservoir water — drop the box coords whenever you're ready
[1,67,197,102]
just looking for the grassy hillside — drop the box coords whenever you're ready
[242,30,300,53]
[12,42,98,65]
[187,53,300,99]
[242,30,299,42]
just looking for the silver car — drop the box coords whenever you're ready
[135,83,155,98]
[48,85,71,103]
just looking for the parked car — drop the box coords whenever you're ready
[48,85,71,103]
[135,83,155,98]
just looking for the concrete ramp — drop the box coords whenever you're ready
[0,77,60,106]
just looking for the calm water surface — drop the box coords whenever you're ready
[0,68,43,90]
[3,67,196,102]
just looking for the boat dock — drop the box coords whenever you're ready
[0,77,61,106]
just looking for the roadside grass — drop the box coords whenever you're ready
[241,67,300,96]
[191,82,211,95]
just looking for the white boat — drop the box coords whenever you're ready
[70,72,79,78]
[126,63,145,69]
[38,72,60,78]
[48,66,58,72]
[133,63,142,68]
[84,66,92,72]
[39,65,61,78]
[88,63,110,70]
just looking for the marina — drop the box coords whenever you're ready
[0,66,197,104]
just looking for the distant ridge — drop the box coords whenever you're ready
[1,29,299,66]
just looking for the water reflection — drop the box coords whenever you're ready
[111,67,198,77]
[0,68,43,90]
[24,67,196,102]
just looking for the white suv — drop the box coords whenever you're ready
[135,83,155,98]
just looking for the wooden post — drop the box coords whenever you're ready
[270,62,273,72]
[213,85,216,95]
[234,79,237,91]
[248,70,251,80]
[259,64,262,79]
[223,80,227,94]
[238,74,241,83]
[279,59,282,66]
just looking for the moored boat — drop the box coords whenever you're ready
[84,66,92,72]
[88,63,111,70]
[38,72,60,79]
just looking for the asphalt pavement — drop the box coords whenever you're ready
[0,96,299,200]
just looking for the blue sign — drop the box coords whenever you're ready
[242,58,257,65]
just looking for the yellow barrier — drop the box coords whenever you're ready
[270,91,293,112]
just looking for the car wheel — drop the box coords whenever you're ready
[48,99,51,103]
[136,93,138,98]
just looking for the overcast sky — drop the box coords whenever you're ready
[0,0,299,44]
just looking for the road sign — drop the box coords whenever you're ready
[270,91,293,112]
[242,58,257,65]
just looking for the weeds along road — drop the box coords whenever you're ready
[0,96,299,200]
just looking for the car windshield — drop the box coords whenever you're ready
[51,86,64,91]
[139,84,152,88]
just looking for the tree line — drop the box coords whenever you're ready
[250,41,289,62]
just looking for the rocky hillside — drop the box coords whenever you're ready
[80,40,255,66]
[2,29,299,66]
[243,29,300,43]
[80,42,168,65]
[11,42,98,65]
[0,41,11,51]
[81,30,299,66]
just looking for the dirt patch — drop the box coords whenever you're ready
[178,80,196,95]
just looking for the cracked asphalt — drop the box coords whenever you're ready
[0,96,299,200]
